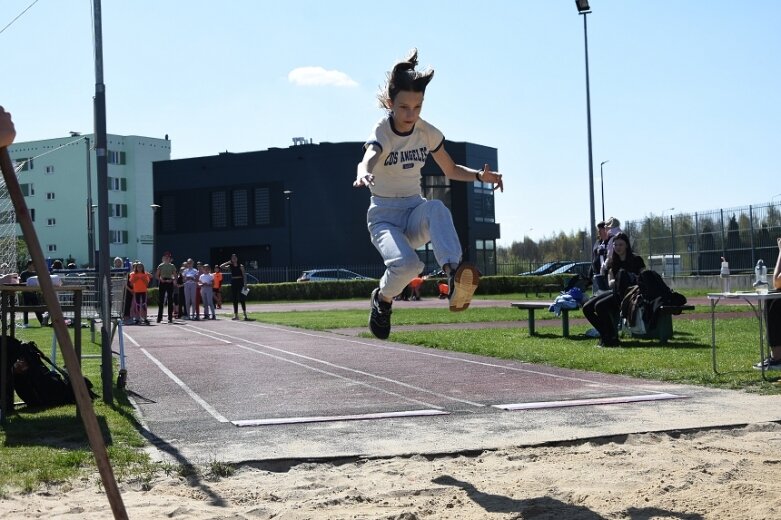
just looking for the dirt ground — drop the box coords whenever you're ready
[2,422,780,519]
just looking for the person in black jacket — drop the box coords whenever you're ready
[582,233,645,347]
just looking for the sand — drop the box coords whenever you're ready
[2,423,780,519]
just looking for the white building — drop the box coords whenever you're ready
[7,133,171,269]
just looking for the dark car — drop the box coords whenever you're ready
[296,269,372,282]
[518,261,573,276]
[546,262,591,278]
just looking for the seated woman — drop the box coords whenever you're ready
[581,232,645,347]
[754,237,781,371]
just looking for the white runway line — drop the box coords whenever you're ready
[140,348,230,423]
[233,409,450,427]
[493,393,685,411]
[234,344,446,409]
[190,326,486,408]
[208,321,674,394]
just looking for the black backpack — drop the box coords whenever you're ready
[5,338,97,408]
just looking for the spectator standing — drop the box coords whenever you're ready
[220,253,249,321]
[212,264,223,309]
[155,252,177,323]
[182,259,199,320]
[199,264,216,320]
[129,262,152,325]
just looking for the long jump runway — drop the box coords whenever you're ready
[118,319,781,464]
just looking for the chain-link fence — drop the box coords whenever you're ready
[624,203,781,276]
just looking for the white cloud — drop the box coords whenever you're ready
[288,66,358,87]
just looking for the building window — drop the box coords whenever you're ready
[109,230,129,244]
[45,165,55,174]
[232,189,248,227]
[110,204,128,218]
[47,218,56,226]
[20,183,34,197]
[211,191,227,228]
[108,177,127,191]
[47,244,56,252]
[108,150,126,165]
[46,192,55,200]
[475,239,496,275]
[30,208,35,222]
[473,182,496,223]
[14,158,33,171]
[422,174,452,211]
[254,188,270,226]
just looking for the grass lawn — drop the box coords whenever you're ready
[1,292,776,493]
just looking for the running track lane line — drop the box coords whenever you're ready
[189,322,677,396]
[181,326,487,408]
[131,331,453,425]
[139,348,230,423]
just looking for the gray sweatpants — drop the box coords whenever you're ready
[200,286,215,318]
[184,281,197,317]
[367,195,462,298]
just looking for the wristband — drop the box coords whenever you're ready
[475,171,482,182]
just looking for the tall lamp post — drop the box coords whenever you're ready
[599,160,608,222]
[283,190,293,271]
[576,0,597,245]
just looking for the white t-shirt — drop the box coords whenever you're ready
[364,116,444,198]
[199,273,214,287]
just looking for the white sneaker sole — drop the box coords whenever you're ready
[449,264,480,312]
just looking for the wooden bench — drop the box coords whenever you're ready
[511,301,573,337]
[622,305,695,344]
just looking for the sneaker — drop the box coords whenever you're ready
[448,263,480,312]
[157,317,162,323]
[753,356,781,371]
[369,288,392,339]
[597,337,621,348]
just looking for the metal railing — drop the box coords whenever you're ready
[624,202,781,276]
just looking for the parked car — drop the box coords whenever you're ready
[518,261,573,276]
[296,269,372,282]
[546,262,591,278]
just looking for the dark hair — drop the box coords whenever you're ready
[607,232,634,273]
[378,49,434,110]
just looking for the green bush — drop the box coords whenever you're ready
[145,275,572,304]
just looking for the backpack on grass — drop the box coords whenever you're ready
[4,337,97,409]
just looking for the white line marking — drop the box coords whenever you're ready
[190,327,486,408]
[192,322,671,395]
[140,348,230,423]
[493,393,685,411]
[233,409,450,427]
[233,344,445,409]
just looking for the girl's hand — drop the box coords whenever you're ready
[777,237,781,251]
[353,173,375,188]
[479,164,504,193]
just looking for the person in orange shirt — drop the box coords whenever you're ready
[409,273,426,301]
[212,264,223,309]
[129,262,153,325]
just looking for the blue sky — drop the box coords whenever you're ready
[3,1,779,247]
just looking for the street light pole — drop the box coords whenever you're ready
[85,136,95,268]
[600,160,608,222]
[576,0,597,245]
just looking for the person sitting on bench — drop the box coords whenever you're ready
[582,232,645,348]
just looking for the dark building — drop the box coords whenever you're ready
[152,140,500,281]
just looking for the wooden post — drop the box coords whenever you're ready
[0,147,128,518]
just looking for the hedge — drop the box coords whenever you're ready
[145,275,571,305]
